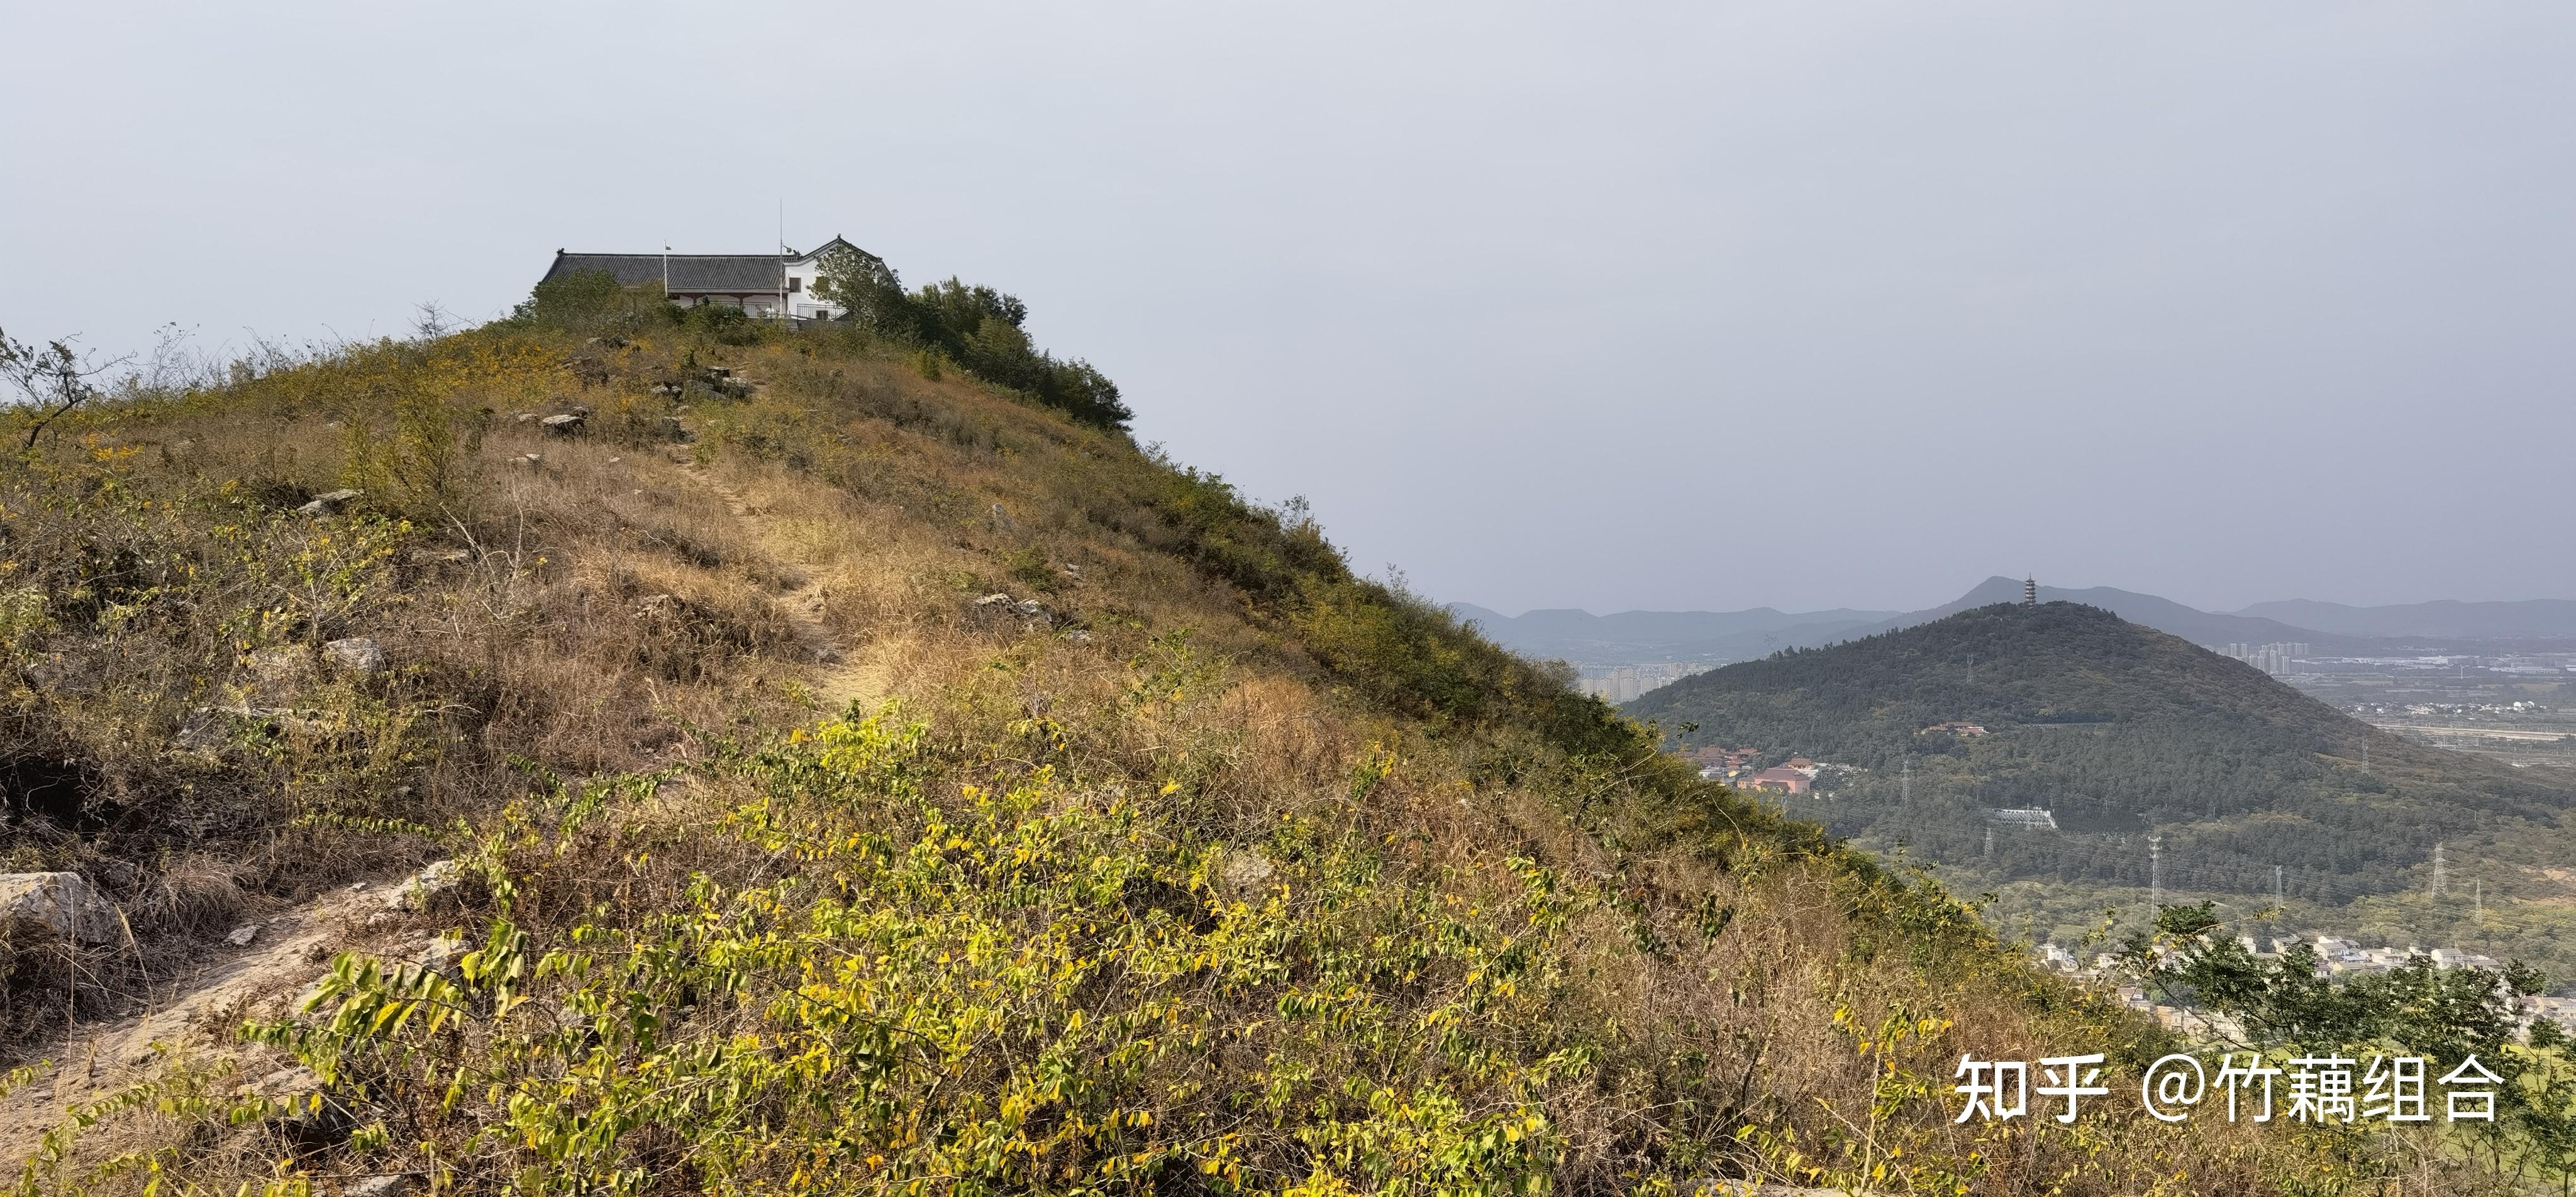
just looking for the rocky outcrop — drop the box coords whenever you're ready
[0,872,123,944]
[384,860,464,913]
[322,637,386,675]
[296,489,362,517]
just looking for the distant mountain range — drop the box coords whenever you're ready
[1455,578,2576,665]
[2231,598,2576,641]
[1865,578,2347,651]
[1443,604,1897,664]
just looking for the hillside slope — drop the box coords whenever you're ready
[1629,603,2576,964]
[0,294,2409,1191]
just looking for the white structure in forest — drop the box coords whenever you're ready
[537,236,861,321]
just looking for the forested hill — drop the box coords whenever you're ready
[1628,602,2576,909]
[1641,600,2389,746]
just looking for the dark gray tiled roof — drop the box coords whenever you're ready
[541,239,860,297]
[543,253,787,295]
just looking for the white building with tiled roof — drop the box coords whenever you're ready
[538,236,860,321]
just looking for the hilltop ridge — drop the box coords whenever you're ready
[0,287,2297,1192]
[0,280,2448,1189]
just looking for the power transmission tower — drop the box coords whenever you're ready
[2273,864,2284,905]
[2149,835,2164,908]
[2432,841,2447,900]
[2475,878,2484,922]
[1900,759,1911,803]
[1984,826,1994,858]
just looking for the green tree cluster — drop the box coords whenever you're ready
[815,244,1131,431]
[2128,903,2576,1188]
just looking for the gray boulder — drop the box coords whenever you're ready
[0,872,123,944]
[296,489,362,517]
[345,1176,423,1197]
[1216,848,1277,899]
[384,859,464,912]
[322,637,386,675]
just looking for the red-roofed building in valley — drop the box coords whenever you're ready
[1740,768,1811,795]
[1689,746,1761,770]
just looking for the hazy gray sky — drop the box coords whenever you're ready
[6,3,2570,614]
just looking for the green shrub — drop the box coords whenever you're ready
[511,268,625,326]
[253,707,1589,1192]
[682,299,767,346]
[814,250,1132,431]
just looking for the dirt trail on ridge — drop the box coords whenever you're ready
[3,458,884,1152]
[1,884,392,1153]
[682,462,885,712]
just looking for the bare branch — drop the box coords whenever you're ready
[1,328,135,451]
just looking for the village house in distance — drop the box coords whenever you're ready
[1682,746,1819,794]
[537,237,861,321]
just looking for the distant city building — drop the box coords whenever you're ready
[1574,661,1713,702]
[2293,936,2502,978]
[2217,642,2312,676]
